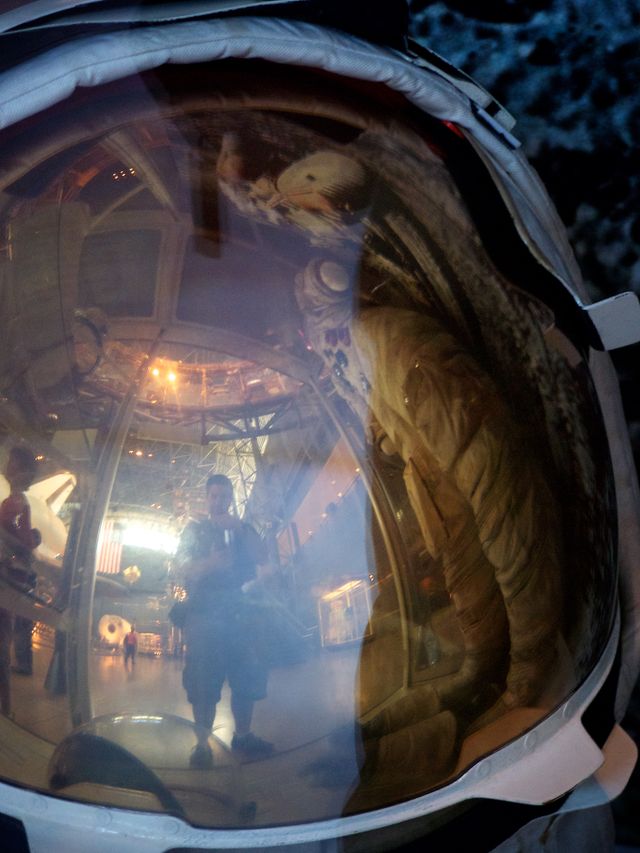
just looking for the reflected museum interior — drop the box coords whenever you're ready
[0,64,617,829]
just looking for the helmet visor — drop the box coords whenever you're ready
[0,64,616,828]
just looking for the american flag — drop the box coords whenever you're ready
[96,519,123,575]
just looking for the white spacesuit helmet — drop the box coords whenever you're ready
[0,2,638,852]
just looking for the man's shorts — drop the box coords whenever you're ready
[182,597,268,706]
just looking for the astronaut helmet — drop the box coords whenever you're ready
[0,2,638,852]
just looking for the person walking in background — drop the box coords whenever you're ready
[123,625,138,670]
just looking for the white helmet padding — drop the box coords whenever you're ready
[0,16,584,287]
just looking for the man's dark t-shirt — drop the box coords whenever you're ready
[177,518,261,600]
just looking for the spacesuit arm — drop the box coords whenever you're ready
[354,307,563,706]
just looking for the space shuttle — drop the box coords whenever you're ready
[0,2,639,853]
[0,466,125,621]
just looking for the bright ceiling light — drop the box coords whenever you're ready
[122,523,178,555]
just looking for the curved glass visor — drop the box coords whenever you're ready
[0,66,616,828]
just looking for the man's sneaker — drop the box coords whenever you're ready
[189,743,214,769]
[231,732,274,759]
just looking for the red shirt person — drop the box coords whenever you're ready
[123,626,138,669]
[0,447,41,713]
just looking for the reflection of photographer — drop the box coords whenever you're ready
[0,447,41,715]
[175,474,273,768]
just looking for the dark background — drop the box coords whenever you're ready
[407,2,640,847]
[408,0,640,471]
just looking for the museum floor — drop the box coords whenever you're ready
[5,639,640,848]
[6,638,364,829]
